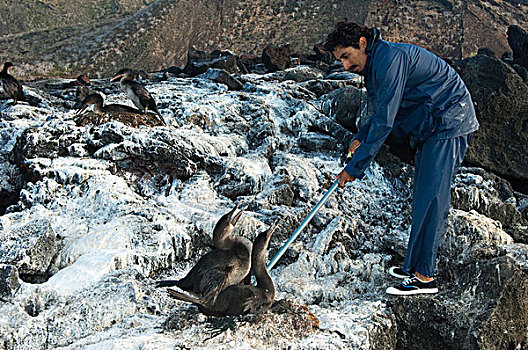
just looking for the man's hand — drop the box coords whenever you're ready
[337,139,361,187]
[336,169,356,187]
[348,139,361,156]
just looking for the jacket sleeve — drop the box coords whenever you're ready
[345,49,408,179]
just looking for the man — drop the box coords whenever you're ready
[323,22,479,295]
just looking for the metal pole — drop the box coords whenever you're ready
[267,180,340,270]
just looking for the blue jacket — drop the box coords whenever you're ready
[345,40,479,179]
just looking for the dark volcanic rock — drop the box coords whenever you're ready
[298,131,338,153]
[389,209,528,350]
[0,157,23,215]
[319,85,415,164]
[201,68,243,90]
[320,86,363,133]
[184,49,248,77]
[451,167,528,244]
[89,126,198,181]
[262,45,292,73]
[0,265,20,300]
[507,25,528,70]
[390,245,528,350]
[512,63,528,83]
[477,47,496,58]
[454,54,528,193]
[0,219,60,283]
[282,66,325,83]
[10,124,88,165]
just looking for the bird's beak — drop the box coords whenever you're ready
[76,104,88,115]
[110,74,123,82]
[230,206,246,226]
[268,220,280,237]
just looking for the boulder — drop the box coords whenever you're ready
[451,167,528,244]
[262,44,291,72]
[305,44,335,65]
[0,158,23,214]
[454,54,528,193]
[507,25,528,70]
[183,49,248,77]
[319,86,416,164]
[390,246,528,350]
[0,218,60,283]
[200,68,243,90]
[477,47,496,58]
[0,264,20,300]
[389,210,528,350]
[282,66,325,83]
[320,86,363,133]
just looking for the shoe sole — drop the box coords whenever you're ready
[387,267,410,279]
[386,287,439,296]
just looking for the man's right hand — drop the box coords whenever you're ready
[348,139,361,156]
[336,169,356,187]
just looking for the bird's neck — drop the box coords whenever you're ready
[253,255,274,292]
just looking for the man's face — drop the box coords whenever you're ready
[333,41,368,74]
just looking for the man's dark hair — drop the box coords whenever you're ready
[323,21,373,52]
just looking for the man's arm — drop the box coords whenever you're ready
[339,47,409,184]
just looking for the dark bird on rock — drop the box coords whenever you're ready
[110,68,165,125]
[167,221,278,316]
[156,204,252,304]
[76,93,141,115]
[0,62,28,105]
[73,74,95,108]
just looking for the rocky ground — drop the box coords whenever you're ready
[0,60,527,349]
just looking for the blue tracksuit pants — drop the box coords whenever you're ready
[403,133,471,277]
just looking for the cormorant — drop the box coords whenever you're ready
[75,74,94,102]
[0,62,27,105]
[155,204,252,304]
[110,68,165,125]
[76,93,141,115]
[167,221,278,316]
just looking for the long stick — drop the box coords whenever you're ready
[266,180,340,270]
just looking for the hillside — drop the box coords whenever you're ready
[0,0,527,79]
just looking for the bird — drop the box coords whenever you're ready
[110,68,165,125]
[166,221,278,316]
[76,93,141,115]
[0,62,28,105]
[155,204,252,304]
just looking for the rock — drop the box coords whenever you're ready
[507,25,528,70]
[88,125,202,181]
[298,131,339,154]
[320,86,363,133]
[214,155,271,199]
[183,49,248,77]
[0,264,20,300]
[452,167,528,244]
[0,157,23,214]
[477,47,496,58]
[10,123,88,166]
[282,66,325,82]
[0,217,60,283]
[305,44,335,65]
[200,68,243,90]
[438,209,514,280]
[512,63,528,83]
[262,44,291,73]
[389,244,528,350]
[454,54,528,193]
[238,54,262,74]
[301,79,353,98]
